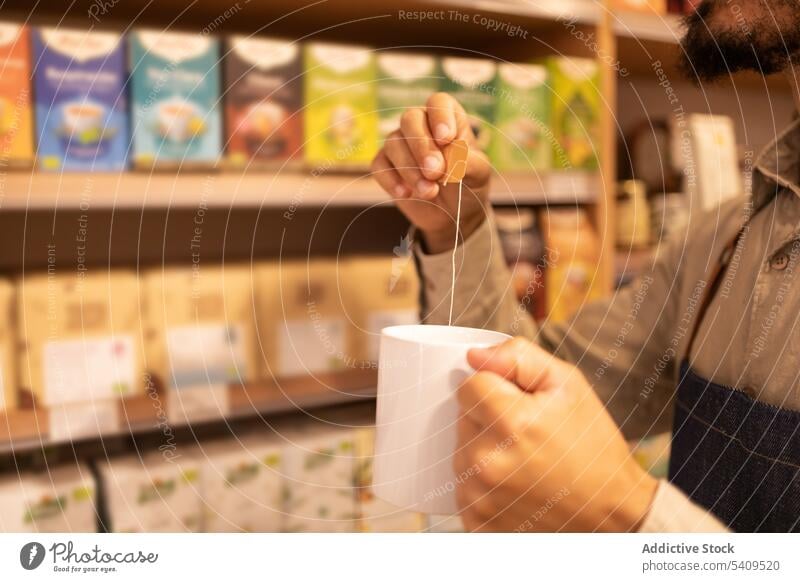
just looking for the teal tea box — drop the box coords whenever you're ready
[32,28,128,171]
[376,52,438,141]
[129,30,221,167]
[490,62,550,172]
[440,57,496,152]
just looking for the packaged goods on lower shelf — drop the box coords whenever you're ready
[355,428,424,532]
[97,449,205,532]
[143,265,257,423]
[540,208,604,323]
[201,434,284,532]
[0,280,16,412]
[256,260,351,377]
[343,255,420,365]
[16,270,143,406]
[0,465,96,532]
[282,425,359,532]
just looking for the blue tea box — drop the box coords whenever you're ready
[129,30,222,167]
[32,28,129,171]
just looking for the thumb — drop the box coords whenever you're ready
[467,337,579,394]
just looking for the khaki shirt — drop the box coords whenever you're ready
[414,118,800,533]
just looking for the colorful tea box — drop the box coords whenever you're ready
[0,23,34,167]
[343,255,419,364]
[304,42,378,168]
[129,30,222,167]
[16,270,143,406]
[440,57,496,151]
[225,36,303,167]
[490,62,550,171]
[201,435,284,532]
[0,466,96,533]
[376,51,438,141]
[255,259,350,377]
[32,28,128,171]
[545,57,600,170]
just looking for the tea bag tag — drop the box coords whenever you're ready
[441,139,469,185]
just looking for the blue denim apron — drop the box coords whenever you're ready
[667,229,800,532]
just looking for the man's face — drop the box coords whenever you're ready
[680,0,800,82]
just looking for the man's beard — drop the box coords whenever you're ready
[679,0,800,83]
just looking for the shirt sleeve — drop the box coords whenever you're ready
[414,210,687,440]
[639,480,730,532]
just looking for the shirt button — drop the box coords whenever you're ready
[770,252,789,271]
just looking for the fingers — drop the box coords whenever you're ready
[383,130,439,200]
[370,151,411,199]
[467,337,574,393]
[399,108,445,182]
[457,370,522,426]
[426,92,467,145]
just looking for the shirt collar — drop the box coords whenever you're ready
[753,116,800,209]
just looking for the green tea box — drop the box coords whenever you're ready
[129,30,222,167]
[303,42,378,168]
[440,57,496,151]
[376,51,438,141]
[225,36,303,167]
[545,57,600,170]
[491,62,550,171]
[0,466,96,532]
[98,449,205,532]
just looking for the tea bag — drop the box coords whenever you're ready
[440,139,469,325]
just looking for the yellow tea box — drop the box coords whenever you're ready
[0,23,34,166]
[343,255,419,364]
[17,270,143,405]
[0,280,16,412]
[143,265,258,389]
[282,425,358,532]
[97,449,204,532]
[256,260,349,377]
[355,427,423,532]
[0,466,96,532]
[201,435,284,532]
[303,42,378,168]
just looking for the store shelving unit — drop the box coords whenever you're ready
[1,0,757,458]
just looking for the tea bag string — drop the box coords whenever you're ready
[448,179,462,326]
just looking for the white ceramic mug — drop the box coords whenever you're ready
[372,324,511,515]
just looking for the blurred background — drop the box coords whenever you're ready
[0,0,787,532]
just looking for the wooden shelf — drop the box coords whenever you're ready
[0,368,377,454]
[612,11,682,43]
[0,170,600,210]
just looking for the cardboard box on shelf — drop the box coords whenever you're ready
[440,57,496,152]
[255,260,351,377]
[97,450,205,532]
[540,207,603,323]
[282,425,359,532]
[343,255,419,365]
[490,62,550,172]
[143,265,258,388]
[225,36,303,167]
[545,57,600,170]
[32,28,128,171]
[376,51,439,142]
[355,427,423,532]
[0,280,16,412]
[129,30,222,168]
[0,465,96,532]
[201,434,284,532]
[0,23,34,167]
[303,42,378,168]
[16,270,143,406]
